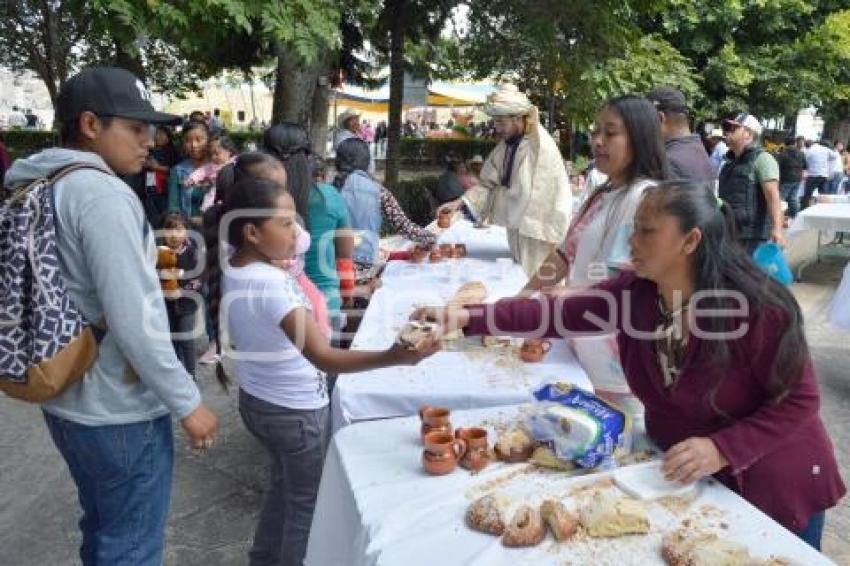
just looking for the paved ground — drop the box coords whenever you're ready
[1,230,848,565]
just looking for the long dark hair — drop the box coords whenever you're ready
[203,153,286,390]
[604,95,670,184]
[333,137,371,190]
[645,181,807,407]
[263,123,312,224]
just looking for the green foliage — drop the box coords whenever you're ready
[398,138,499,165]
[453,0,696,125]
[3,130,59,161]
[384,176,440,229]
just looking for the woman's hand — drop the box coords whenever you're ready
[410,305,471,335]
[663,437,729,484]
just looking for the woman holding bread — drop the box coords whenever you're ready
[414,181,845,549]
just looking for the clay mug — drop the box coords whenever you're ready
[437,209,452,229]
[410,244,428,263]
[422,431,466,475]
[452,243,467,258]
[519,338,552,363]
[439,243,454,257]
[455,427,490,472]
[419,405,452,440]
[429,246,443,263]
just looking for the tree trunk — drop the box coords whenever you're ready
[384,2,406,188]
[310,76,331,157]
[272,42,320,126]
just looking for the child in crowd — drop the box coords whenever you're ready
[145,126,180,218]
[189,135,238,212]
[212,175,437,566]
[158,212,203,379]
[168,121,211,223]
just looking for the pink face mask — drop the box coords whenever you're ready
[294,223,311,256]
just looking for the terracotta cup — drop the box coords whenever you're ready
[422,431,466,475]
[452,243,467,258]
[419,405,452,440]
[437,209,452,229]
[439,243,453,257]
[455,427,490,472]
[519,338,552,363]
[429,246,443,263]
[410,244,429,263]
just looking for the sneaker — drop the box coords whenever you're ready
[199,342,220,364]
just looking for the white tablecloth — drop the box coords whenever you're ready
[332,258,592,432]
[307,405,834,566]
[789,203,850,233]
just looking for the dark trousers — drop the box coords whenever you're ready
[168,304,198,377]
[238,390,330,566]
[801,176,827,210]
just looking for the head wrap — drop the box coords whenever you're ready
[483,84,534,117]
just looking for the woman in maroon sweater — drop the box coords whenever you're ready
[414,181,845,549]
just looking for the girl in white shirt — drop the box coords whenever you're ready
[214,176,437,566]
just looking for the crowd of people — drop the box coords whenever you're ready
[1,65,846,566]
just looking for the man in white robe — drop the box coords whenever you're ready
[460,85,573,276]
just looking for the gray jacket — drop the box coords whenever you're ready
[5,148,201,425]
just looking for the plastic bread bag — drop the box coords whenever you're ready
[525,383,631,469]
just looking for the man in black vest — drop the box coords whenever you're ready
[718,113,786,253]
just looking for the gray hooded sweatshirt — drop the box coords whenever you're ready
[5,148,201,425]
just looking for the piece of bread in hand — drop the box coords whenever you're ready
[466,493,510,536]
[579,492,649,538]
[661,529,751,566]
[502,505,546,547]
[449,281,488,306]
[540,499,579,541]
[396,321,438,349]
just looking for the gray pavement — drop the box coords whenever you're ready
[1,230,848,565]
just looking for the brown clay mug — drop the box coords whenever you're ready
[429,246,443,263]
[439,243,454,257]
[452,243,467,258]
[419,405,452,441]
[437,209,452,229]
[422,431,466,475]
[455,427,490,472]
[410,244,429,263]
[519,339,552,363]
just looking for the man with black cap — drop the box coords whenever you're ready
[646,86,716,183]
[718,112,786,252]
[4,67,218,565]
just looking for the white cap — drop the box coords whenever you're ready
[723,113,763,136]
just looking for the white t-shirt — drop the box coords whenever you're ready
[567,179,656,285]
[805,144,831,177]
[222,261,328,410]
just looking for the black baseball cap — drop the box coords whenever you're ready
[56,67,181,125]
[646,86,689,115]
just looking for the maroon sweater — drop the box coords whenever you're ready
[466,271,845,533]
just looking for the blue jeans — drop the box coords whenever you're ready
[799,511,826,550]
[44,412,174,566]
[779,180,801,218]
